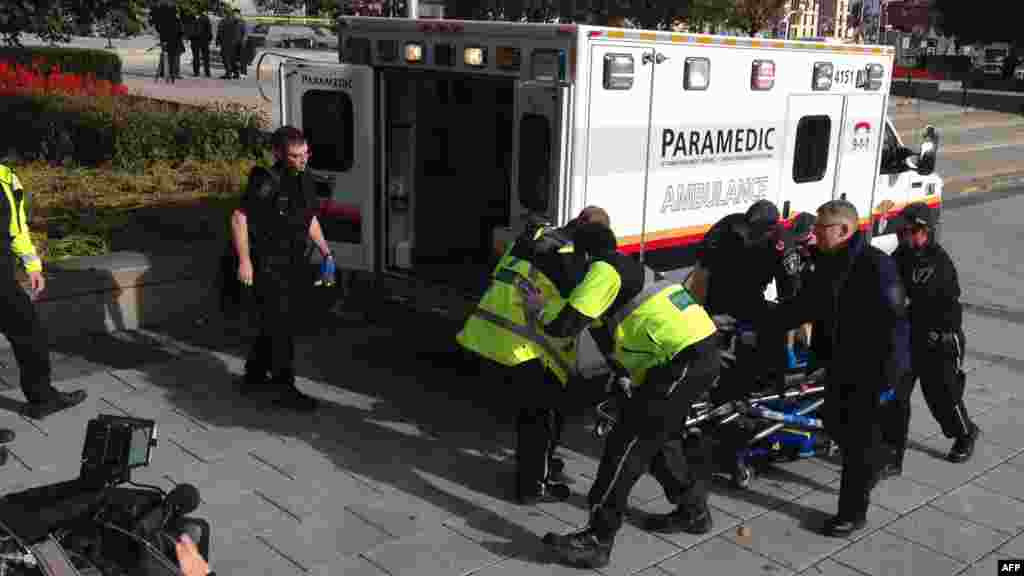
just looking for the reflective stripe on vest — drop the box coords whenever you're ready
[470,306,573,378]
[606,279,679,335]
[491,260,570,370]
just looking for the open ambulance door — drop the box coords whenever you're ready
[279,61,376,272]
[498,80,568,254]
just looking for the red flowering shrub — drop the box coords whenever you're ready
[0,59,129,97]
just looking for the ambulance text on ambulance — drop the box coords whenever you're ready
[660,176,769,214]
[660,126,777,167]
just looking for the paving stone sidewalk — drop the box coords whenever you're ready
[1,304,1023,576]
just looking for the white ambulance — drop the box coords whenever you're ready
[264,17,942,376]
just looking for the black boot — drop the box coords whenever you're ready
[643,504,713,535]
[518,480,570,505]
[0,446,7,467]
[948,424,979,463]
[547,456,574,484]
[877,446,903,482]
[0,429,14,444]
[22,390,88,420]
[823,515,866,537]
[542,527,613,569]
[273,386,319,413]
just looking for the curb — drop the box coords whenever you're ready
[945,170,1024,195]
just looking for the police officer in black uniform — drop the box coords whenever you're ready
[231,126,332,412]
[700,200,801,392]
[880,202,978,476]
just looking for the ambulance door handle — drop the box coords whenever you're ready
[642,52,668,65]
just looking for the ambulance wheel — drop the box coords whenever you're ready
[732,464,753,489]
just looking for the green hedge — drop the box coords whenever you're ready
[0,46,123,84]
[0,92,267,170]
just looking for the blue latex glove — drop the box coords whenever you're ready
[316,254,336,287]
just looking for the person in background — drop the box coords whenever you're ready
[770,200,908,537]
[234,13,250,79]
[216,9,240,79]
[880,202,979,479]
[183,10,213,78]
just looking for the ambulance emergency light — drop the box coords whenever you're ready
[751,59,775,91]
[866,63,884,90]
[684,57,710,91]
[404,42,423,63]
[464,46,487,67]
[813,62,833,91]
[603,53,634,90]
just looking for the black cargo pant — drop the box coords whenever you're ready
[0,270,58,405]
[826,376,883,522]
[190,39,211,76]
[514,358,566,498]
[244,261,300,389]
[882,329,972,464]
[589,336,719,539]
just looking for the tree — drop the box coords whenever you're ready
[1,0,146,45]
[729,0,787,37]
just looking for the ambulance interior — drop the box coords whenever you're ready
[383,71,517,295]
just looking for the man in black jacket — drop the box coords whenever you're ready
[771,199,909,537]
[699,200,801,392]
[216,10,241,79]
[880,202,978,477]
[151,1,183,80]
[230,126,332,412]
[183,11,213,77]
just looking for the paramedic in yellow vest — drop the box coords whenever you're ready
[536,222,720,570]
[0,165,87,423]
[456,206,610,505]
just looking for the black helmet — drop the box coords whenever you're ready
[573,223,617,258]
[901,202,933,229]
[791,212,816,243]
[745,200,781,240]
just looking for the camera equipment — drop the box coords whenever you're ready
[0,415,208,576]
[80,415,158,487]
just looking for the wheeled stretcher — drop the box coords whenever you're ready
[593,316,896,489]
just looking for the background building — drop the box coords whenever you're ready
[817,0,851,39]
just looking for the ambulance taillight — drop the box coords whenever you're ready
[751,60,775,91]
[812,62,833,91]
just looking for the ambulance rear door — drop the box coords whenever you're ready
[280,60,376,272]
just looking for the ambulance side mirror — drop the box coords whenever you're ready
[906,125,939,176]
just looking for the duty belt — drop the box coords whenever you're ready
[475,264,574,377]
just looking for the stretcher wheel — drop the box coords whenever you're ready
[732,462,753,489]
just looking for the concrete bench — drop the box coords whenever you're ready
[27,250,219,342]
